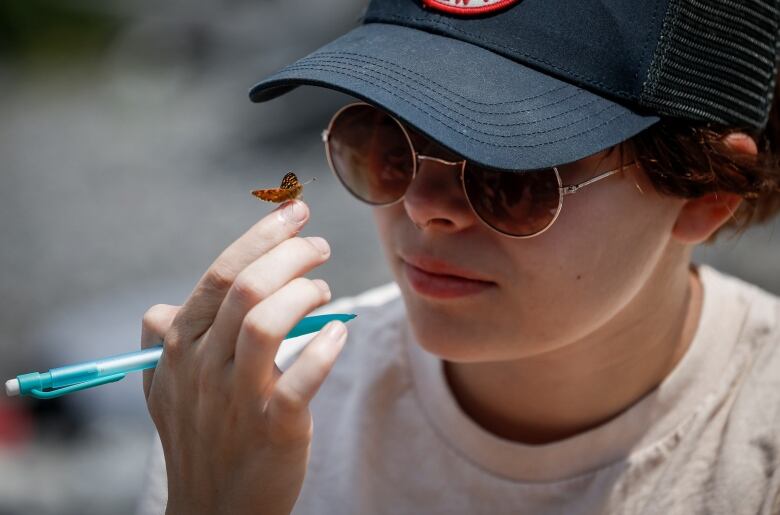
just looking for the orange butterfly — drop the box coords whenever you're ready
[252,172,316,203]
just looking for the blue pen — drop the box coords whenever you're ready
[4,313,356,400]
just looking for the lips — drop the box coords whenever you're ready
[400,257,496,299]
[400,253,495,283]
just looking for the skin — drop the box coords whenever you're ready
[142,124,755,513]
[373,131,755,443]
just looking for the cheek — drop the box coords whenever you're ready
[371,207,400,261]
[496,174,681,347]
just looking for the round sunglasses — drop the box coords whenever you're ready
[322,102,634,238]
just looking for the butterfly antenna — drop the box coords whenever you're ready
[302,177,317,186]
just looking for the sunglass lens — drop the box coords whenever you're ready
[463,165,561,237]
[327,104,414,205]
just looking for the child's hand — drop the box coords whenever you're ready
[139,200,346,515]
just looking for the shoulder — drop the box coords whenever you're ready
[699,265,780,376]
[699,264,779,345]
[700,264,780,426]
[695,266,780,509]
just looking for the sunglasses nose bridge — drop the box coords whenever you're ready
[403,153,479,234]
[414,153,467,185]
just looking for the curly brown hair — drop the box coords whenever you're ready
[625,77,780,244]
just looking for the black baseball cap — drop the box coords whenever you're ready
[248,0,780,171]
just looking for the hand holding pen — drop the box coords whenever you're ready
[5,312,354,399]
[140,199,346,515]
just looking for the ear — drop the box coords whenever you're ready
[671,132,756,244]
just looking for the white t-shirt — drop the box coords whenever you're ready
[137,264,780,515]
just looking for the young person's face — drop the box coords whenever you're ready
[371,134,688,362]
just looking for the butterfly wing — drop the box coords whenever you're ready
[252,188,292,202]
[251,172,304,203]
[280,172,300,190]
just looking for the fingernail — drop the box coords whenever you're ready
[278,200,307,225]
[324,321,346,340]
[306,236,330,255]
[313,279,330,295]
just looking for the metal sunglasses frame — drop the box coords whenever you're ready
[322,102,634,238]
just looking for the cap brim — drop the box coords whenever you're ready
[249,23,659,170]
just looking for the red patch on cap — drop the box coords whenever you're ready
[422,0,520,15]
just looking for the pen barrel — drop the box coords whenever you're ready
[95,345,163,376]
[50,362,100,388]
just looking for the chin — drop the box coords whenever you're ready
[401,296,498,362]
[401,290,560,362]
[410,327,484,362]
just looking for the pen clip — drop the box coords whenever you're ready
[28,373,127,399]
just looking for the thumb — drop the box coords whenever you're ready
[140,304,181,400]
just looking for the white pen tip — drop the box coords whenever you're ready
[5,379,19,396]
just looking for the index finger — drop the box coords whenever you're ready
[168,199,309,347]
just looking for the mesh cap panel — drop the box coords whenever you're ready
[640,0,780,129]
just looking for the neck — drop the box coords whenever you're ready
[443,261,703,445]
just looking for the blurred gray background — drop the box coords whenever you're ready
[0,1,777,514]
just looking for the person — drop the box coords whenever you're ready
[136,0,780,513]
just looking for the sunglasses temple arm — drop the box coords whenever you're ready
[560,168,623,196]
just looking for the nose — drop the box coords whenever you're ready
[402,153,477,233]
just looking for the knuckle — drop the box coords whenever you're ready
[241,312,278,343]
[203,263,235,294]
[142,304,162,323]
[142,304,169,332]
[231,273,270,307]
[160,328,187,361]
[293,277,330,302]
[274,386,307,414]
